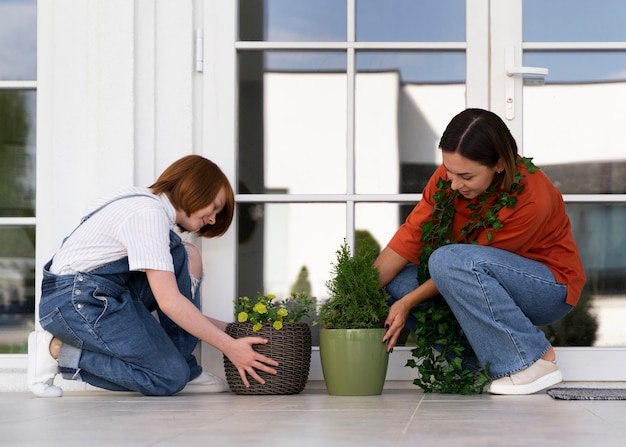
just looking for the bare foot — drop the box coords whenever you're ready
[49,337,62,360]
[542,345,556,362]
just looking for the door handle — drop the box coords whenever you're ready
[504,46,549,120]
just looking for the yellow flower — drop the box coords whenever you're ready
[253,302,268,314]
[234,291,315,331]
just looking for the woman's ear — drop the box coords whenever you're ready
[495,159,505,173]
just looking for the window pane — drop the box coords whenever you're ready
[356,0,465,42]
[525,51,626,84]
[238,202,346,299]
[523,53,626,193]
[355,52,465,194]
[0,90,36,217]
[0,227,35,354]
[0,0,36,80]
[237,202,346,343]
[524,0,626,42]
[355,203,405,256]
[542,203,626,347]
[239,0,346,41]
[238,51,347,194]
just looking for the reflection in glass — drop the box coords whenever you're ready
[0,0,37,80]
[356,0,465,42]
[0,227,35,353]
[357,52,465,84]
[523,53,626,193]
[237,201,346,303]
[524,0,626,42]
[0,90,36,217]
[524,49,625,347]
[239,0,346,42]
[355,203,409,258]
[238,51,347,195]
[525,51,626,84]
[541,203,626,347]
[355,52,465,194]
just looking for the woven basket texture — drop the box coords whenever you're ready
[223,322,312,395]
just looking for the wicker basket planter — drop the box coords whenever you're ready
[223,322,312,395]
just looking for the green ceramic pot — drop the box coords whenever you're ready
[319,328,389,395]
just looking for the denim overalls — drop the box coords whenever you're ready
[39,194,202,396]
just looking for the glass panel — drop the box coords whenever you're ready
[238,51,347,194]
[239,0,346,42]
[524,49,626,346]
[541,203,626,347]
[524,0,626,42]
[237,202,346,345]
[0,0,37,80]
[0,227,35,354]
[523,53,626,194]
[355,203,406,257]
[356,0,465,42]
[355,52,466,193]
[0,90,36,217]
[525,51,626,84]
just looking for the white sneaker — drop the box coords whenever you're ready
[178,371,229,394]
[28,331,63,398]
[488,359,563,395]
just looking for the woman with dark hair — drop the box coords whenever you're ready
[375,108,585,395]
[29,155,278,397]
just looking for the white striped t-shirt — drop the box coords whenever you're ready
[50,187,179,275]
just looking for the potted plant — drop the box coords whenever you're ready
[318,241,390,395]
[223,291,316,395]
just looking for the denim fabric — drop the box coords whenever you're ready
[428,244,572,379]
[39,230,202,396]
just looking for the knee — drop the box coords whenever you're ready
[384,264,419,301]
[184,242,203,281]
[427,245,458,280]
[142,363,190,396]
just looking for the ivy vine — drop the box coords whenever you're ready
[407,157,538,394]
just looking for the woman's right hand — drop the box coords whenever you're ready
[383,299,410,352]
[224,337,279,388]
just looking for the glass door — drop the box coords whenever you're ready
[213,0,626,382]
[235,0,475,381]
[491,0,626,380]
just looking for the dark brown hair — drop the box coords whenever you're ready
[150,155,235,238]
[439,108,518,190]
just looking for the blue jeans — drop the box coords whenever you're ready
[385,245,572,379]
[39,230,202,396]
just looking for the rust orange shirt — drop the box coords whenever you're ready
[388,161,586,306]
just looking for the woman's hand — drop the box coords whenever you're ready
[145,270,279,388]
[381,278,440,352]
[383,299,410,352]
[223,337,279,388]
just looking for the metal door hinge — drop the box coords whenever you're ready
[195,28,204,72]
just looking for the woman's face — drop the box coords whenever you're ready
[176,186,227,232]
[442,152,502,200]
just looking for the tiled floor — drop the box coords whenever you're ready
[2,383,625,447]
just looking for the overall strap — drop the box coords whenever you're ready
[61,193,159,247]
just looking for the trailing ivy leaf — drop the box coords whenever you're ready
[410,157,537,394]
